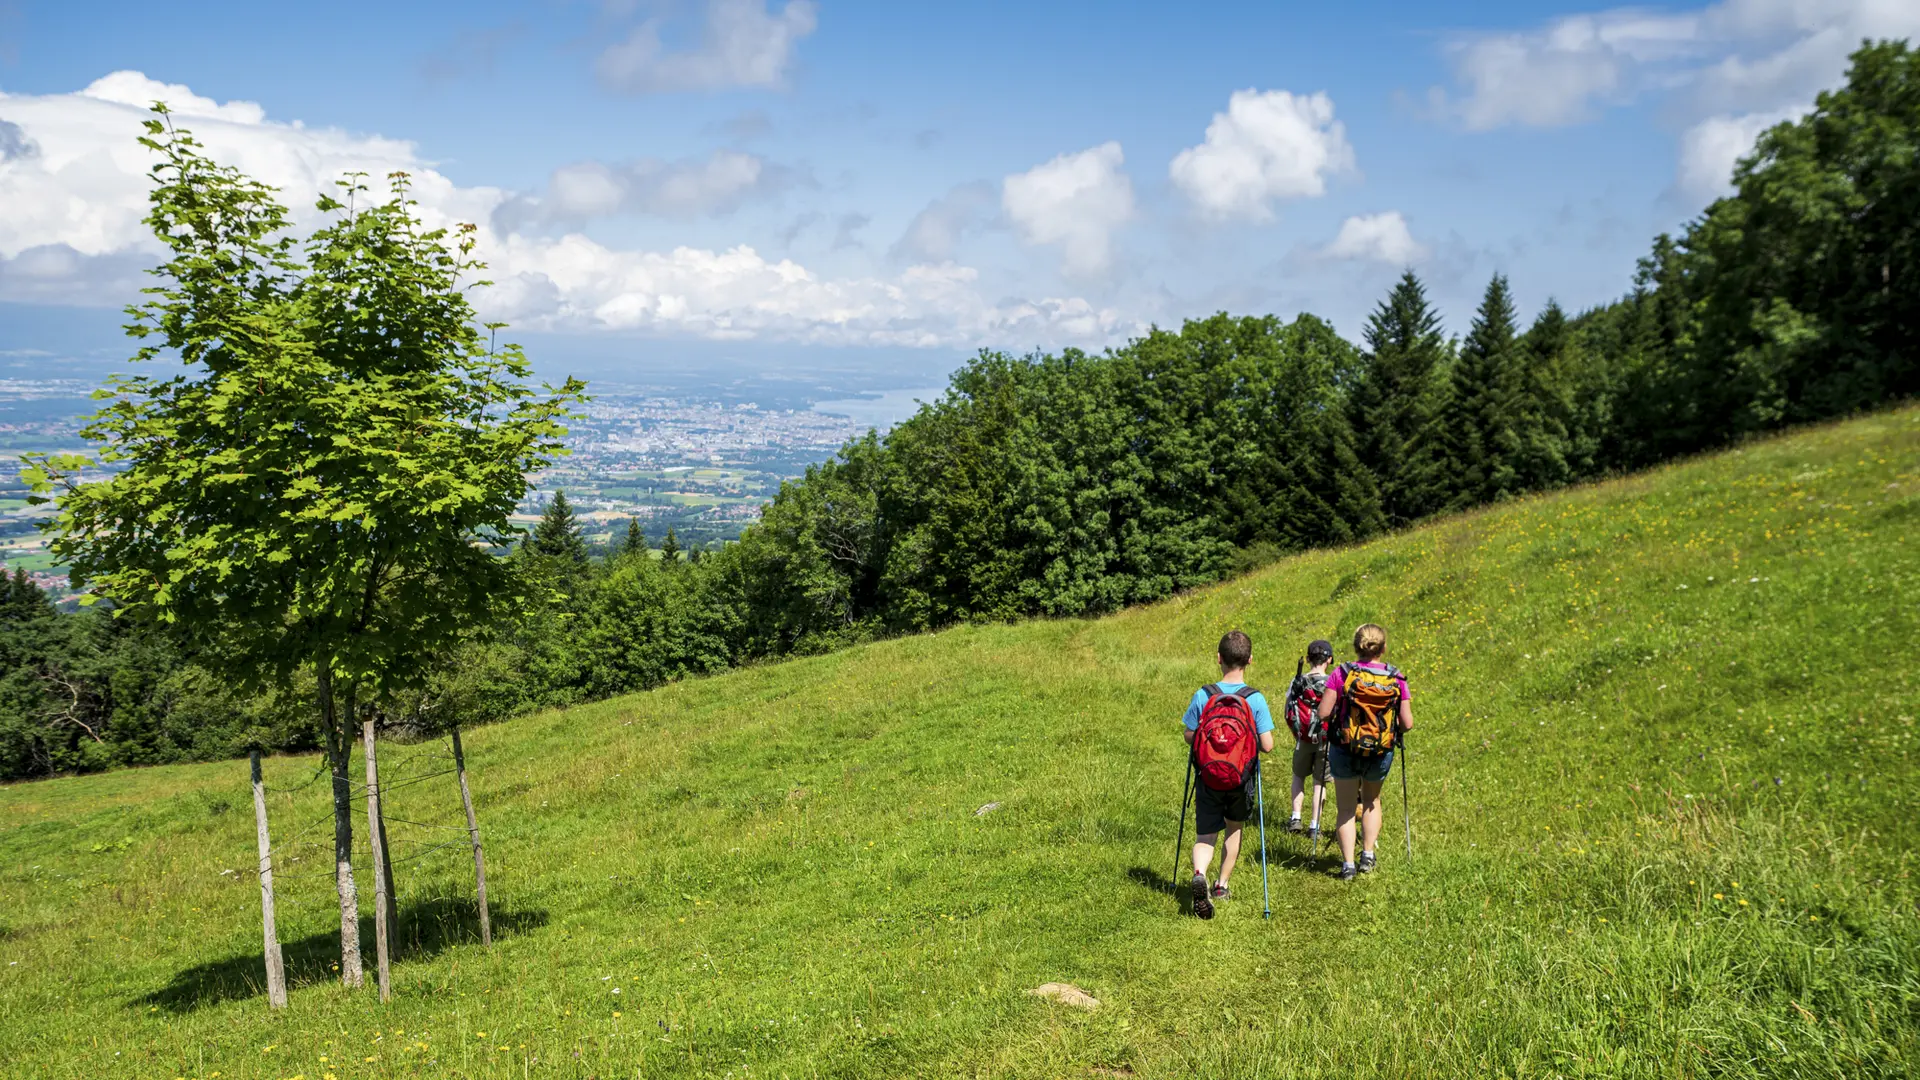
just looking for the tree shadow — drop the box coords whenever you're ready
[134,896,548,1013]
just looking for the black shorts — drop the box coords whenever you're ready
[1194,781,1253,835]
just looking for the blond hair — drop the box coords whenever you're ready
[1353,623,1387,661]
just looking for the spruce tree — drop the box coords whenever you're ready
[527,490,588,564]
[5,567,49,619]
[1353,271,1452,525]
[622,518,648,557]
[1510,299,1575,492]
[659,526,681,563]
[1438,273,1521,508]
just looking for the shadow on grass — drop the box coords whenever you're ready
[135,896,548,1013]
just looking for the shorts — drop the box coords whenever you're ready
[1328,742,1394,784]
[1194,780,1253,836]
[1291,740,1331,785]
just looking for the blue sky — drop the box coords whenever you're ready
[2,0,1912,384]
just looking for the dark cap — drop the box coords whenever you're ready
[1307,639,1334,662]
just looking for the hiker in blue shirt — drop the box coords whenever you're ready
[1181,629,1276,919]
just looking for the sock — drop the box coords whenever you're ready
[1363,849,1375,859]
[1343,861,1356,870]
[1309,814,1320,828]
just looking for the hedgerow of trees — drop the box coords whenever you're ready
[3,39,1915,782]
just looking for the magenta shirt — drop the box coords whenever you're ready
[1325,661,1410,704]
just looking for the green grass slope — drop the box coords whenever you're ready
[3,407,1918,1080]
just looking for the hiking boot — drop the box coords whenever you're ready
[1211,882,1231,902]
[1285,817,1303,834]
[1307,824,1322,844]
[1337,863,1359,882]
[1190,873,1214,919]
[1358,852,1378,874]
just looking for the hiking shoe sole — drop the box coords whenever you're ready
[1190,874,1214,919]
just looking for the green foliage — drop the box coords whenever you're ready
[23,112,583,707]
[526,490,589,566]
[2,408,1915,1078]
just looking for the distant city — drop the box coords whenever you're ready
[0,375,947,599]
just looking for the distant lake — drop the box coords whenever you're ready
[810,386,945,429]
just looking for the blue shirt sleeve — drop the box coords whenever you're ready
[1182,688,1208,731]
[1248,691,1275,736]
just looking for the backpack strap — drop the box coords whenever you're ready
[1203,682,1222,699]
[1231,686,1256,701]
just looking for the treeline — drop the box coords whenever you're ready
[3,40,1914,780]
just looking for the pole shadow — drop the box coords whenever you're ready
[133,896,549,1013]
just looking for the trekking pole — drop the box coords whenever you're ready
[1399,730,1413,864]
[1172,754,1195,894]
[1255,758,1272,919]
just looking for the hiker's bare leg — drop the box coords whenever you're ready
[1290,774,1306,818]
[1217,820,1244,887]
[1192,832,1219,877]
[1310,779,1327,823]
[1334,778,1361,863]
[1359,780,1385,853]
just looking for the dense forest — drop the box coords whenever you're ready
[3,40,1915,780]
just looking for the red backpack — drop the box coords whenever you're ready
[1286,665,1328,744]
[1193,684,1259,791]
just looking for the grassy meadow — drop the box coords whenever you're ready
[1,406,1917,1078]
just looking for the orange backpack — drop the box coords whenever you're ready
[1331,663,1403,756]
[1193,685,1259,791]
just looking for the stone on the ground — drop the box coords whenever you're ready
[1026,982,1100,1009]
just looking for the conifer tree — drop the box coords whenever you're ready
[660,527,681,564]
[1438,273,1521,508]
[1352,271,1452,525]
[1510,299,1575,492]
[4,567,50,620]
[527,490,588,565]
[622,518,648,557]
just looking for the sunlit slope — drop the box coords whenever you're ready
[2,406,1916,1079]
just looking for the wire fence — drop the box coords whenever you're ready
[250,734,484,928]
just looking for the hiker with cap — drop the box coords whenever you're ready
[1282,638,1335,842]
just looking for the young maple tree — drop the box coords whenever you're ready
[23,109,585,985]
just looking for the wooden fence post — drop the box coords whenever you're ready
[251,749,288,1009]
[451,727,491,947]
[362,721,392,1002]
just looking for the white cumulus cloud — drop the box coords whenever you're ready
[1675,107,1803,197]
[1434,0,1920,131]
[1002,142,1134,277]
[1437,11,1700,130]
[597,0,818,94]
[1322,212,1426,265]
[1169,89,1355,220]
[0,71,1132,349]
